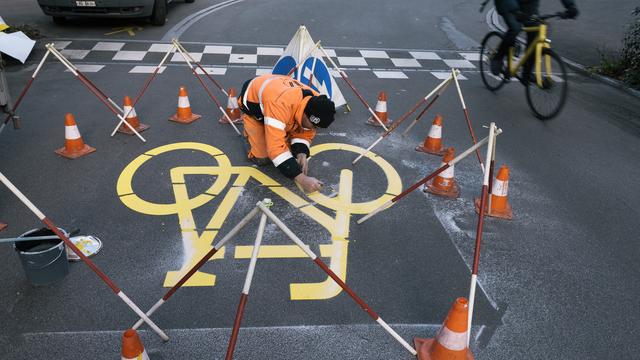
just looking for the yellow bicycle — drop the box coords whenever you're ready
[480,13,568,120]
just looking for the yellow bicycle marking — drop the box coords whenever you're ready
[116,142,401,300]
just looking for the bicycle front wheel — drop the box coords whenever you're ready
[525,48,568,120]
[479,31,507,91]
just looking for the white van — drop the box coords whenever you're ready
[36,0,194,26]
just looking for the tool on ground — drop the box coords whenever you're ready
[0,171,169,341]
[0,228,79,245]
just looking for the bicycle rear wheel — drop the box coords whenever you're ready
[479,31,507,91]
[525,48,568,120]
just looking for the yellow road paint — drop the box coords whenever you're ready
[117,142,402,300]
[104,26,143,37]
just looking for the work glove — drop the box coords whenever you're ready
[561,7,579,19]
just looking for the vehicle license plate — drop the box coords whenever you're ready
[75,1,97,6]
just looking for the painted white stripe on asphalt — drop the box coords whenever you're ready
[391,58,421,67]
[257,47,284,56]
[129,66,167,74]
[443,59,475,69]
[60,49,90,60]
[195,67,227,75]
[338,57,368,66]
[410,51,441,60]
[359,50,389,58]
[171,52,202,62]
[64,64,104,73]
[431,71,467,80]
[92,42,125,51]
[113,51,147,61]
[229,54,258,64]
[373,71,408,79]
[148,43,174,52]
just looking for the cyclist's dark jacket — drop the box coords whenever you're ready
[494,0,576,16]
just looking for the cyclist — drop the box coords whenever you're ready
[489,0,579,81]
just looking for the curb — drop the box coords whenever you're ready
[485,7,640,99]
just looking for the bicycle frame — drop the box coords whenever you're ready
[507,23,552,87]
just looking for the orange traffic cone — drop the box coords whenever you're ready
[54,113,96,159]
[0,222,6,231]
[366,91,392,127]
[416,115,446,156]
[169,86,201,124]
[219,87,242,124]
[118,96,150,135]
[425,147,459,198]
[414,297,474,360]
[475,165,513,219]
[121,329,150,360]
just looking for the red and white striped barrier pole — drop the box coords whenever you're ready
[172,39,229,97]
[111,43,177,136]
[351,71,458,165]
[467,122,496,345]
[452,69,484,173]
[0,50,50,135]
[0,171,168,341]
[357,127,502,225]
[132,206,261,330]
[318,45,389,131]
[173,44,242,136]
[225,212,268,360]
[255,202,417,356]
[52,50,125,114]
[44,45,146,142]
[400,77,454,137]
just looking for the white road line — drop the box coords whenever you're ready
[161,0,245,41]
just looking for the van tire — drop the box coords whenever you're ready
[150,0,167,26]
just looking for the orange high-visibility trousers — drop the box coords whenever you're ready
[242,113,270,161]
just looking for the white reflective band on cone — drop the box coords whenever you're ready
[178,96,190,108]
[440,163,454,178]
[228,96,238,109]
[124,106,137,118]
[65,125,81,140]
[375,101,387,112]
[428,124,442,138]
[437,326,468,351]
[492,179,508,196]
[272,151,293,166]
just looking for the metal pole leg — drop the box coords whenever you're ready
[225,211,268,360]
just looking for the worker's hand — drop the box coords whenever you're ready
[295,174,324,193]
[296,153,309,175]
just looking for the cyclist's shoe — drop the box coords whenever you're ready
[490,56,503,76]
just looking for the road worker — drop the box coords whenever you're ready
[238,74,336,193]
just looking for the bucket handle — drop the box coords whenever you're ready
[25,244,66,270]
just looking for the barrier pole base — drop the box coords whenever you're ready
[474,198,513,220]
[118,123,150,135]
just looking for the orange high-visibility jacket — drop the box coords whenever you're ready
[239,74,318,178]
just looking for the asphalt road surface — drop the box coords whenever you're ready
[1,1,639,359]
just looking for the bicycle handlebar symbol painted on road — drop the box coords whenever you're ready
[116,142,401,300]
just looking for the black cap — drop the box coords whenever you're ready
[304,95,336,128]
